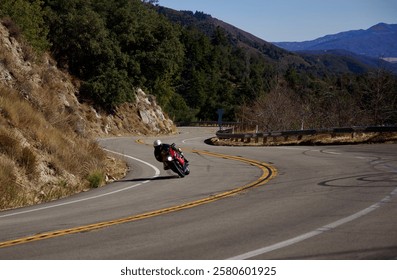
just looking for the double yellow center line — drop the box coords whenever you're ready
[0,149,277,249]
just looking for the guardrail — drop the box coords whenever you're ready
[216,126,397,144]
[175,121,239,127]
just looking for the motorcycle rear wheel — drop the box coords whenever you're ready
[171,160,186,178]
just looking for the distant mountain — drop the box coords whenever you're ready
[157,7,374,74]
[274,23,397,59]
[297,49,397,74]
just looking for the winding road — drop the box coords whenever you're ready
[0,127,396,259]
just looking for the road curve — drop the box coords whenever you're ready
[0,127,396,259]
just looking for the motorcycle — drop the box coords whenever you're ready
[160,144,190,178]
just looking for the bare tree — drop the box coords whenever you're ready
[238,87,301,132]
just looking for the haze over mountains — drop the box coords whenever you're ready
[274,23,397,62]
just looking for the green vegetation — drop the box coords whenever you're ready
[1,0,396,127]
[0,0,49,52]
[86,170,105,189]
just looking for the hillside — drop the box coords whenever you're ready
[156,8,287,61]
[274,23,397,58]
[3,0,389,127]
[157,7,392,76]
[0,21,175,210]
[297,49,397,74]
[274,23,397,73]
[209,16,394,74]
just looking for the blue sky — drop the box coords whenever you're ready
[158,0,397,42]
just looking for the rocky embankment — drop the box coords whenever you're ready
[0,22,175,210]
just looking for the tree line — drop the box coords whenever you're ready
[1,0,396,128]
[239,69,397,131]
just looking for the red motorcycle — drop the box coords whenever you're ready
[160,144,190,178]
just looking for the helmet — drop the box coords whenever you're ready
[153,139,162,147]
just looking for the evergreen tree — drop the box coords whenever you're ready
[0,0,49,52]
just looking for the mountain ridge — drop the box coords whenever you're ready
[274,23,397,59]
[156,6,371,75]
[156,8,294,61]
[157,7,393,74]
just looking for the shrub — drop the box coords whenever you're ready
[80,68,135,111]
[86,170,105,189]
[1,16,22,39]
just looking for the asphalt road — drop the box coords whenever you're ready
[0,127,396,259]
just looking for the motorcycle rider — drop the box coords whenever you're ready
[153,140,188,170]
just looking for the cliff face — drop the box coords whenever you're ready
[0,22,175,210]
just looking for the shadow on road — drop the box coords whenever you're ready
[117,175,180,183]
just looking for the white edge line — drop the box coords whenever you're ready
[323,151,341,155]
[0,149,160,219]
[228,186,397,260]
[182,136,205,143]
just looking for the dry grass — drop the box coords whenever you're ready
[0,156,19,209]
[0,155,29,209]
[0,128,20,157]
[209,132,397,147]
[0,21,157,211]
[0,82,122,210]
[0,87,46,131]
[0,127,37,176]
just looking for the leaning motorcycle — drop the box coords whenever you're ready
[160,145,190,177]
